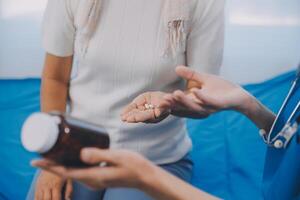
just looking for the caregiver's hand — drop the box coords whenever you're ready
[32,148,152,190]
[32,148,219,200]
[35,171,73,200]
[163,66,254,118]
[121,92,171,123]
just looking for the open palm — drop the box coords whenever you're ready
[121,92,172,123]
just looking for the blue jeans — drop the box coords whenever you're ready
[26,154,193,200]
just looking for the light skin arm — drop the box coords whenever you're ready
[32,148,219,200]
[237,96,275,132]
[169,66,276,132]
[36,53,73,200]
[41,53,73,112]
[142,163,219,200]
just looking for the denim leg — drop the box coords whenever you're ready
[71,181,105,200]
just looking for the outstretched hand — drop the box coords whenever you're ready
[31,148,154,190]
[161,66,253,119]
[121,92,172,123]
[32,147,220,200]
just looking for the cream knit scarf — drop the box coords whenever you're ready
[75,0,191,58]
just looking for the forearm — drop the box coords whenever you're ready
[41,78,69,112]
[41,53,73,113]
[237,95,276,132]
[140,165,219,200]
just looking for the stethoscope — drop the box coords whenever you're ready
[260,65,300,149]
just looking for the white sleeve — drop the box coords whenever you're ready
[42,0,77,57]
[186,0,225,74]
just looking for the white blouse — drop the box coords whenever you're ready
[42,0,224,164]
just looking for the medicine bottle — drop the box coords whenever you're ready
[22,112,110,167]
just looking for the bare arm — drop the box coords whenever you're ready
[35,53,74,200]
[33,148,220,200]
[41,53,73,112]
[142,163,219,200]
[237,96,276,133]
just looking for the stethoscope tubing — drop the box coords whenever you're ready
[266,67,300,145]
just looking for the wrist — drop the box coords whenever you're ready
[235,93,260,117]
[138,162,163,196]
[234,93,276,131]
[138,162,156,189]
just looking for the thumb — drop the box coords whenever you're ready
[81,148,119,165]
[175,66,205,84]
[64,179,73,200]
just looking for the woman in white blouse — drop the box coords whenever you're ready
[27,0,224,199]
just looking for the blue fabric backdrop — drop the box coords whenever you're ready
[0,71,295,200]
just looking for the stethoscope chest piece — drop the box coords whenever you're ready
[261,67,300,149]
[274,140,284,149]
[272,123,298,149]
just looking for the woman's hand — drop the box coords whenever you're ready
[121,92,172,123]
[32,149,153,190]
[35,171,73,200]
[162,66,254,119]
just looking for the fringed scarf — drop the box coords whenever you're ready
[75,0,191,59]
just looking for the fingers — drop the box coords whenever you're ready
[35,188,42,200]
[80,148,120,166]
[51,189,61,200]
[31,159,57,168]
[121,94,148,120]
[121,100,153,123]
[124,109,156,123]
[32,163,68,179]
[122,104,170,123]
[64,179,73,200]
[162,94,176,107]
[121,103,139,121]
[122,92,173,123]
[43,190,51,200]
[175,66,205,84]
[172,90,206,113]
[65,167,120,186]
[191,88,214,106]
[35,188,61,200]
[32,149,123,179]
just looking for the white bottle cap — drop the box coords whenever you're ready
[21,113,61,153]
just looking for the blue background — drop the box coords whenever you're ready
[0,71,294,200]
